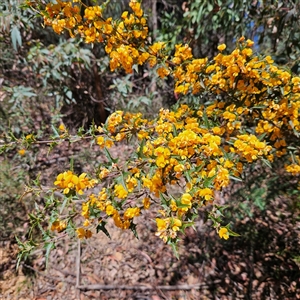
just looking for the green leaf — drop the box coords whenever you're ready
[44,241,55,267]
[252,105,267,109]
[184,170,192,183]
[202,112,210,128]
[119,171,129,191]
[289,120,300,137]
[229,175,243,182]
[207,3,213,12]
[203,174,217,188]
[254,197,266,210]
[103,147,118,164]
[226,227,240,237]
[130,222,139,239]
[159,192,169,206]
[96,221,111,238]
[261,158,272,169]
[11,25,22,51]
[70,157,74,172]
[15,237,36,270]
[51,125,60,138]
[132,64,139,73]
[168,240,179,259]
[137,138,146,158]
[59,196,69,214]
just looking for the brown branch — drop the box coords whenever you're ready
[152,0,157,40]
[76,238,81,288]
[77,282,221,291]
[1,133,99,150]
[92,63,107,124]
[76,239,81,299]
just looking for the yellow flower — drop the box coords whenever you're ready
[105,139,114,148]
[51,220,67,232]
[54,171,97,195]
[97,136,105,148]
[198,188,213,201]
[156,218,168,231]
[217,44,226,51]
[286,164,300,175]
[121,11,128,19]
[25,134,34,140]
[18,149,26,156]
[219,227,229,240]
[76,228,92,239]
[170,199,178,211]
[83,220,90,227]
[157,67,170,79]
[114,184,128,199]
[181,193,192,208]
[143,197,150,209]
[106,204,115,216]
[81,202,90,219]
[59,124,66,131]
[113,211,123,228]
[137,130,149,140]
[170,218,182,231]
[124,207,140,220]
[246,39,254,47]
[99,168,110,179]
[174,164,184,173]
[126,176,138,192]
[142,177,153,190]
[149,42,166,55]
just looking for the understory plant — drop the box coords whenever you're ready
[5,0,299,263]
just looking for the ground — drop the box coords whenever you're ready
[0,140,300,300]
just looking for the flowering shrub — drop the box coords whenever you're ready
[16,0,300,261]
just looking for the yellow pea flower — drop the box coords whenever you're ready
[219,227,229,240]
[181,193,192,208]
[217,44,226,51]
[106,204,115,216]
[18,149,26,156]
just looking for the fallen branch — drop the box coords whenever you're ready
[77,282,221,291]
[23,263,221,291]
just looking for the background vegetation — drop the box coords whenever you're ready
[0,0,299,299]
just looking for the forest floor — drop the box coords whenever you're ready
[0,139,300,300]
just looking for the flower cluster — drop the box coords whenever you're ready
[28,0,299,245]
[54,171,98,195]
[285,156,300,176]
[79,186,141,236]
[40,0,152,73]
[51,220,67,232]
[155,218,182,242]
[64,98,280,242]
[231,134,272,163]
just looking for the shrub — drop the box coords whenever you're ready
[9,0,300,264]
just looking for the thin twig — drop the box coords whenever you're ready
[75,238,81,300]
[51,266,76,277]
[76,238,81,288]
